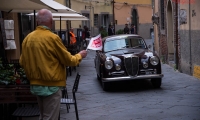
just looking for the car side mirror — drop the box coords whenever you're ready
[96,50,102,52]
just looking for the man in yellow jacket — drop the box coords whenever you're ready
[19,9,87,120]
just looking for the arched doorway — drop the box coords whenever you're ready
[132,9,138,34]
[167,0,174,61]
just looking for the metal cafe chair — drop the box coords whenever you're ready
[60,73,81,120]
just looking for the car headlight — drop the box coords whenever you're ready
[115,64,121,70]
[143,62,148,68]
[150,56,159,65]
[105,60,113,69]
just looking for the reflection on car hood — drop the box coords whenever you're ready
[105,48,154,58]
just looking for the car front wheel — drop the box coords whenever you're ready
[151,78,162,88]
[97,74,101,81]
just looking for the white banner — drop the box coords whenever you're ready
[86,34,102,50]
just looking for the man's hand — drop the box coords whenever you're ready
[79,50,87,58]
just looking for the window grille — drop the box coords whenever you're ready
[94,14,98,27]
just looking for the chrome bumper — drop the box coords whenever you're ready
[102,74,164,82]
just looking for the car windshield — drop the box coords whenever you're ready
[104,37,146,52]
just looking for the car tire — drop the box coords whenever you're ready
[97,67,102,81]
[97,74,101,81]
[151,78,162,88]
[102,81,110,91]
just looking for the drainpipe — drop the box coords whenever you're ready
[92,6,94,36]
[175,0,179,69]
[189,0,192,74]
[112,0,115,34]
[89,1,92,36]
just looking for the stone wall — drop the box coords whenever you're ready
[179,30,200,74]
[138,23,152,39]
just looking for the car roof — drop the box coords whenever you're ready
[102,34,141,41]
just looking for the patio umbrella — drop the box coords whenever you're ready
[0,0,78,28]
[0,0,77,13]
[27,13,89,39]
[27,13,85,17]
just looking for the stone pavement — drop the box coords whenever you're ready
[58,51,200,120]
[23,39,200,120]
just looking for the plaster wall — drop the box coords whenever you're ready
[153,0,159,54]
[114,3,132,25]
[154,24,159,54]
[179,1,200,74]
[154,0,159,12]
[180,0,200,30]
[137,6,152,39]
[139,23,153,39]
[179,29,200,74]
[137,6,152,23]
[115,0,151,4]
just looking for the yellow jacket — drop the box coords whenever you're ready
[20,26,82,87]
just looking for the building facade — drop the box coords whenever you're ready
[55,0,153,39]
[114,0,153,39]
[152,0,200,76]
[72,0,113,36]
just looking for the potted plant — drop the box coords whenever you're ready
[116,29,123,34]
[16,68,29,85]
[0,58,16,85]
[100,26,108,38]
[0,58,28,85]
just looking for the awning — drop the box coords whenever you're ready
[53,17,89,21]
[39,0,77,13]
[27,13,89,21]
[0,0,77,13]
[27,13,83,17]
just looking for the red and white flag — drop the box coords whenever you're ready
[86,34,102,50]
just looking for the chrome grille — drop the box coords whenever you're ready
[124,57,139,76]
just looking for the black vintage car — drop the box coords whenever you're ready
[94,34,164,91]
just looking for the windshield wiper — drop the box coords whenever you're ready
[105,48,125,53]
[132,45,143,48]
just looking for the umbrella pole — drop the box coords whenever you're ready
[34,10,36,29]
[60,16,61,38]
[67,20,70,47]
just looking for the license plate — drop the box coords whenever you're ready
[146,71,152,75]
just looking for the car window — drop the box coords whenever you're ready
[128,38,146,48]
[104,39,126,52]
[104,37,146,52]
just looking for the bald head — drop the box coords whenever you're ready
[36,9,53,29]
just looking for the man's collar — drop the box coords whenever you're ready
[38,26,52,31]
